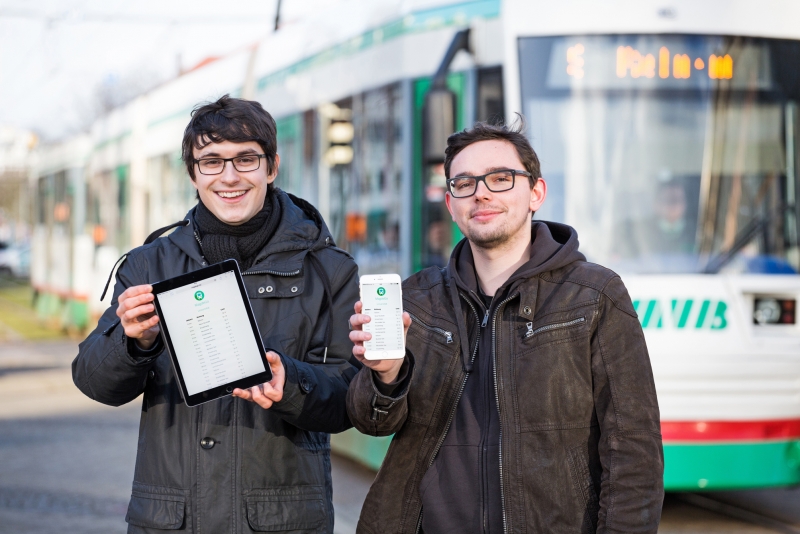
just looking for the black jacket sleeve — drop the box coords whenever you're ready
[266,254,361,433]
[72,252,160,407]
[593,276,664,533]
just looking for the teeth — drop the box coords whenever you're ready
[218,191,246,198]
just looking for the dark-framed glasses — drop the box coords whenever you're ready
[446,169,531,198]
[195,154,267,175]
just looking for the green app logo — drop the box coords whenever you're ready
[194,290,205,301]
[377,287,386,297]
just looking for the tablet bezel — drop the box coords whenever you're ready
[151,259,273,407]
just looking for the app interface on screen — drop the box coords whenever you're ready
[362,281,403,353]
[157,271,265,396]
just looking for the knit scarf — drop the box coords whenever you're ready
[194,193,281,272]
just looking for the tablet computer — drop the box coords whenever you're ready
[151,259,273,407]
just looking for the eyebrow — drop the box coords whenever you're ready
[196,148,260,159]
[453,166,514,177]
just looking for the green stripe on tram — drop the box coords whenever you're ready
[663,441,800,490]
[333,431,800,491]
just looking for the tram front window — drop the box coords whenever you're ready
[520,35,800,274]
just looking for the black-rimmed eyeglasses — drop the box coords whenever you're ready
[446,169,532,198]
[194,154,267,175]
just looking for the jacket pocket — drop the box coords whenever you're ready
[566,445,600,533]
[125,482,187,530]
[244,486,326,532]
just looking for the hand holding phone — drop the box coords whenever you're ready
[359,274,406,360]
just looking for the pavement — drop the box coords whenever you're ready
[0,339,375,534]
[1,339,798,534]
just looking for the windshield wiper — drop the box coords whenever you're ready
[702,215,769,274]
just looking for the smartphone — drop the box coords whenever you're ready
[360,274,405,360]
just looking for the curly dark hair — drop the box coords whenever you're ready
[181,94,278,195]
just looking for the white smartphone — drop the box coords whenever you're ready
[360,273,405,360]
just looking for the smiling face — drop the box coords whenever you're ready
[445,139,546,250]
[191,140,279,226]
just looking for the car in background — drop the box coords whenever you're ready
[0,241,30,278]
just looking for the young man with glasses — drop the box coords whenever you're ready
[73,95,360,533]
[347,121,664,533]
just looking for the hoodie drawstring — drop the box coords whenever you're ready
[307,252,334,363]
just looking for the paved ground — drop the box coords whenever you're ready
[0,339,798,534]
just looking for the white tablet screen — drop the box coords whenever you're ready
[157,271,266,396]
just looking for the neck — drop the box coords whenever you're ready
[470,224,532,297]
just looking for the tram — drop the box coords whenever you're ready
[31,0,800,490]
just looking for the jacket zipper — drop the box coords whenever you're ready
[407,312,454,344]
[243,269,301,277]
[493,293,519,534]
[526,317,585,338]
[414,295,480,534]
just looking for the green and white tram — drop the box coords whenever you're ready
[32,0,800,490]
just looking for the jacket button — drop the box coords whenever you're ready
[148,370,155,379]
[266,286,274,293]
[325,236,330,244]
[300,378,311,393]
[200,437,215,449]
[291,286,298,293]
[523,306,532,315]
[258,287,265,294]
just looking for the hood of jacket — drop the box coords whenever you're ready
[446,220,586,372]
[167,189,336,273]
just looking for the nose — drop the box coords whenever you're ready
[474,179,492,199]
[220,161,240,184]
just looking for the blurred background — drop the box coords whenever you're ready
[1,0,800,532]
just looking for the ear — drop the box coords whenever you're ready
[530,177,547,213]
[267,154,281,184]
[445,191,456,221]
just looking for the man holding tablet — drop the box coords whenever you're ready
[346,121,663,533]
[73,95,360,533]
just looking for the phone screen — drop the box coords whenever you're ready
[361,279,404,357]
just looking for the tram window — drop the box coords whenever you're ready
[477,67,504,125]
[325,86,404,275]
[520,34,800,275]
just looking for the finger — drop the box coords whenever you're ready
[232,388,252,401]
[349,330,372,344]
[123,314,160,337]
[119,285,154,302]
[249,384,274,410]
[402,312,412,328]
[349,313,371,329]
[122,306,157,327]
[354,301,363,314]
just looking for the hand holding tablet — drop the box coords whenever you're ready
[151,260,274,406]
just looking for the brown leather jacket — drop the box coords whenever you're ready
[347,221,664,534]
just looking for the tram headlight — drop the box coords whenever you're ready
[753,298,796,325]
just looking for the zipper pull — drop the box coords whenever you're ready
[481,309,490,328]
[445,331,453,344]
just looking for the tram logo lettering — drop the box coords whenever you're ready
[632,299,728,330]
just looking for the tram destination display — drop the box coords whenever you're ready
[523,35,775,91]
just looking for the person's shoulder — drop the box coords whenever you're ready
[543,260,621,293]
[403,266,447,292]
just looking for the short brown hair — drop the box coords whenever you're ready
[443,118,541,187]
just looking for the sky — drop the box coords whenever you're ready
[0,0,344,141]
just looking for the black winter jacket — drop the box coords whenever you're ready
[73,191,359,534]
[347,221,664,534]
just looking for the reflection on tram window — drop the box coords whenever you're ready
[326,85,404,275]
[521,34,800,275]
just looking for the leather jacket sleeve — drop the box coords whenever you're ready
[267,257,361,434]
[593,276,664,533]
[346,351,415,437]
[72,252,158,407]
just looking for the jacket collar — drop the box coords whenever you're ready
[167,189,335,273]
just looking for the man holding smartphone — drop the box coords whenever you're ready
[347,121,664,533]
[73,95,359,533]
